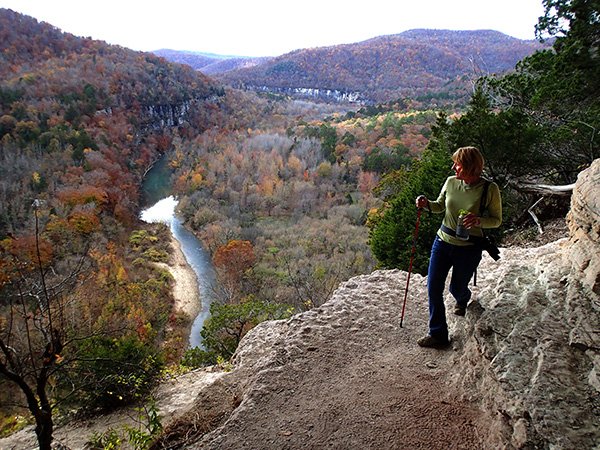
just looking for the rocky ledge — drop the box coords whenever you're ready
[151,160,599,449]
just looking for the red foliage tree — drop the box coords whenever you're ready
[212,240,256,303]
[213,240,256,284]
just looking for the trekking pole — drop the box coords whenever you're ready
[400,207,422,327]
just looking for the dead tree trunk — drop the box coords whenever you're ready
[512,182,575,233]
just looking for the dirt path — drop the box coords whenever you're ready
[156,271,492,449]
[199,336,485,449]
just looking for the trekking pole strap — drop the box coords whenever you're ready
[400,208,422,327]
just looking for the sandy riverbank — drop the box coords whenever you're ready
[157,235,201,320]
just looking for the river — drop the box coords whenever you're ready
[139,156,215,348]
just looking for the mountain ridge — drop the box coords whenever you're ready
[156,29,550,104]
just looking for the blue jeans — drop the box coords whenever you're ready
[427,236,482,340]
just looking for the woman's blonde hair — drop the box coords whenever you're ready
[452,146,484,177]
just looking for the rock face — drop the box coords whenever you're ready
[152,159,599,449]
[566,158,600,295]
[244,85,363,103]
[451,242,598,448]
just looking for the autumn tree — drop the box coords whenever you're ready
[0,204,167,448]
[0,203,87,450]
[212,240,256,303]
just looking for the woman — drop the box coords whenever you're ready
[415,146,502,348]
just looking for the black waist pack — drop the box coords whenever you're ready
[479,235,500,261]
[440,224,501,261]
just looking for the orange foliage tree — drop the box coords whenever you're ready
[212,240,256,303]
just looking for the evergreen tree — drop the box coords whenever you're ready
[445,86,546,185]
[481,0,600,183]
[319,123,338,163]
[368,114,452,274]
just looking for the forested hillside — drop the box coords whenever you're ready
[151,50,228,70]
[215,29,550,104]
[0,8,225,234]
[0,8,230,445]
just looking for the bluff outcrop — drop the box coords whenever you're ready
[1,163,597,449]
[153,159,599,449]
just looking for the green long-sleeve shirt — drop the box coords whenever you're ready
[428,176,502,246]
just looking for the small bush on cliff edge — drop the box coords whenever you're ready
[72,335,165,410]
[182,298,294,367]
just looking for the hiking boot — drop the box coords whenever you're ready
[454,304,466,316]
[417,335,450,348]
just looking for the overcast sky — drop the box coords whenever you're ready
[0,0,546,57]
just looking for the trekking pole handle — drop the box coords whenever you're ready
[415,195,428,209]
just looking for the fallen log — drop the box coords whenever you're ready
[516,182,575,196]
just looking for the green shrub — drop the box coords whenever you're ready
[88,429,121,450]
[181,347,213,369]
[142,248,168,262]
[185,298,294,366]
[73,335,165,410]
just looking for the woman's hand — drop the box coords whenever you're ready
[416,195,428,209]
[462,213,481,229]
